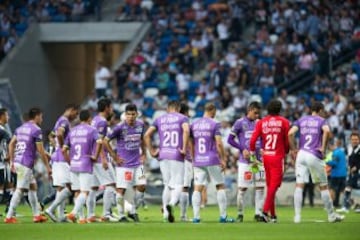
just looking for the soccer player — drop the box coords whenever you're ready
[249,99,289,223]
[64,109,102,223]
[337,132,360,213]
[89,98,117,222]
[191,103,234,223]
[45,104,79,222]
[144,100,189,223]
[179,102,193,221]
[104,103,146,222]
[0,108,11,206]
[227,101,265,222]
[289,102,345,223]
[4,107,51,223]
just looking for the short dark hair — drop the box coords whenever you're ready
[65,103,79,111]
[28,107,42,120]
[267,99,282,115]
[0,108,7,117]
[97,98,112,112]
[79,109,91,122]
[168,100,180,111]
[204,102,216,112]
[350,132,360,139]
[179,102,189,115]
[125,103,138,112]
[248,101,261,111]
[310,102,324,113]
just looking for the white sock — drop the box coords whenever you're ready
[237,190,245,215]
[79,206,85,220]
[162,186,171,218]
[321,189,334,215]
[58,200,66,220]
[135,190,145,208]
[169,186,182,206]
[217,189,227,218]
[255,189,264,215]
[48,188,71,213]
[6,189,22,218]
[180,192,189,218]
[28,190,40,216]
[87,190,97,217]
[73,192,87,216]
[116,193,125,218]
[103,186,115,216]
[192,191,201,219]
[294,187,303,217]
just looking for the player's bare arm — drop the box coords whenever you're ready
[56,127,65,148]
[36,142,52,177]
[62,145,70,164]
[144,126,158,157]
[180,122,190,155]
[92,139,103,162]
[215,135,226,171]
[321,125,331,156]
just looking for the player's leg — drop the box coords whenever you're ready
[68,173,91,223]
[0,168,5,203]
[168,160,185,206]
[192,167,207,222]
[180,160,192,221]
[293,150,309,223]
[254,164,265,221]
[128,165,146,222]
[159,160,171,220]
[29,179,47,223]
[115,166,132,222]
[67,172,80,222]
[236,163,251,222]
[87,164,101,222]
[100,164,116,219]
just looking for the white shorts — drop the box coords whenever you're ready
[71,172,93,192]
[296,150,328,185]
[159,160,184,188]
[184,160,193,187]
[14,163,36,189]
[52,162,70,187]
[237,162,265,188]
[115,165,146,189]
[194,165,224,186]
[92,163,116,187]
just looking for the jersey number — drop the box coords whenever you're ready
[73,144,81,160]
[304,135,312,149]
[163,131,179,147]
[198,137,206,154]
[15,141,26,156]
[265,134,278,150]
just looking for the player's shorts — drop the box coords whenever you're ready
[92,163,116,187]
[159,160,184,188]
[194,165,224,186]
[184,160,193,187]
[52,161,70,187]
[115,165,146,189]
[14,163,36,189]
[70,172,93,192]
[0,168,6,185]
[237,162,265,188]
[295,150,328,185]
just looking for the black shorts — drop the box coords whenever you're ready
[0,168,5,185]
[347,173,359,189]
[330,177,346,192]
[0,167,16,186]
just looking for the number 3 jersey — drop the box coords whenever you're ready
[293,115,327,159]
[106,120,144,168]
[152,112,188,161]
[13,121,43,169]
[64,123,99,173]
[190,117,221,167]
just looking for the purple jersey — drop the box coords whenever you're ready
[153,112,188,161]
[91,115,108,163]
[107,120,144,168]
[294,115,327,159]
[13,121,43,169]
[51,116,70,163]
[65,123,99,173]
[191,117,221,167]
[230,117,262,163]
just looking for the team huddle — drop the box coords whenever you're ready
[0,98,345,224]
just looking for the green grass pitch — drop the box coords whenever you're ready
[0,204,359,240]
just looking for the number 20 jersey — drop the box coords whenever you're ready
[152,112,188,161]
[191,117,221,167]
[293,115,327,159]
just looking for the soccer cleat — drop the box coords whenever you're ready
[127,213,140,222]
[40,202,45,212]
[4,217,17,224]
[328,213,345,223]
[33,215,48,223]
[101,214,119,222]
[254,214,262,222]
[180,216,189,222]
[258,213,269,223]
[86,216,98,223]
[270,216,277,223]
[336,207,349,214]
[294,215,301,223]
[44,209,58,222]
[236,214,244,223]
[219,216,235,223]
[166,205,175,223]
[66,213,76,223]
[118,216,129,222]
[77,219,87,224]
[192,218,201,223]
